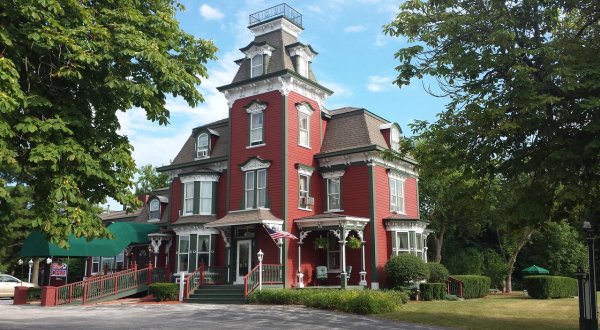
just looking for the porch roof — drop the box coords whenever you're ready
[204,208,283,228]
[294,213,369,231]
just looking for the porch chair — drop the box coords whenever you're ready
[316,266,328,286]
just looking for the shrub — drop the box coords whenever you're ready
[384,254,429,287]
[427,263,450,283]
[523,275,577,299]
[27,287,42,301]
[445,294,459,301]
[419,283,446,301]
[148,283,178,301]
[249,289,408,315]
[453,275,491,299]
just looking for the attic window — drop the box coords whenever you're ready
[251,54,263,78]
[391,126,400,151]
[197,133,209,158]
[149,199,160,221]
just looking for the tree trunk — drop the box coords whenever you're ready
[432,226,445,263]
[31,258,40,287]
[503,227,536,293]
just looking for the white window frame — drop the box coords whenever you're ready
[326,233,340,271]
[196,133,209,158]
[391,126,400,151]
[199,181,213,215]
[326,178,341,212]
[250,112,264,146]
[115,251,124,270]
[245,169,267,209]
[396,232,410,254]
[183,182,194,215]
[148,199,160,221]
[91,256,100,274]
[251,54,263,78]
[178,235,190,273]
[389,174,405,214]
[298,174,310,210]
[296,103,313,148]
[197,235,211,266]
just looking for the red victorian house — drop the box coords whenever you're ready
[150,4,430,290]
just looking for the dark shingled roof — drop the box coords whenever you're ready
[171,118,229,165]
[231,29,318,84]
[319,108,390,154]
[173,215,216,225]
[205,209,282,228]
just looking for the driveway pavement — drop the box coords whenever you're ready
[0,302,451,330]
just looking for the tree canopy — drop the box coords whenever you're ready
[0,0,217,246]
[134,164,169,195]
[384,0,600,226]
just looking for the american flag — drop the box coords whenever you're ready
[264,226,298,240]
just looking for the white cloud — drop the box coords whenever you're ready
[374,34,386,47]
[321,80,353,99]
[366,75,394,92]
[344,25,365,33]
[199,4,224,20]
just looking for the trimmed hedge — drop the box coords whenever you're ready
[248,289,409,315]
[427,263,450,283]
[384,254,430,287]
[419,283,446,301]
[523,275,577,299]
[453,275,491,299]
[27,287,42,301]
[149,283,178,301]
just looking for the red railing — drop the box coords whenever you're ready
[181,264,229,299]
[55,265,168,305]
[243,264,283,297]
[447,276,464,298]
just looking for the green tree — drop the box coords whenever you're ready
[0,1,217,246]
[135,164,169,195]
[384,0,600,233]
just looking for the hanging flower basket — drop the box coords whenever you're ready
[346,236,362,249]
[314,236,328,250]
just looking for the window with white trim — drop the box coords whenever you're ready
[115,251,124,270]
[183,182,194,215]
[149,199,160,221]
[199,182,212,215]
[389,177,405,213]
[197,235,210,266]
[396,232,409,254]
[391,126,400,151]
[178,235,190,272]
[326,178,341,211]
[326,233,340,271]
[92,256,100,274]
[250,112,264,145]
[245,169,267,209]
[298,112,310,147]
[251,54,263,78]
[299,174,310,209]
[394,231,426,260]
[196,133,209,158]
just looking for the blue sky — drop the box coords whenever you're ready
[108,0,448,209]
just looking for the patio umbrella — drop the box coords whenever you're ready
[521,265,550,275]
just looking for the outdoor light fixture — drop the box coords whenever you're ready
[27,259,33,283]
[257,249,264,291]
[46,257,52,286]
[17,259,23,284]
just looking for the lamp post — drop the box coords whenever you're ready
[46,257,52,286]
[257,249,264,291]
[580,222,598,330]
[27,259,33,283]
[17,259,23,282]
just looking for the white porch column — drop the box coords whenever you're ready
[339,229,347,289]
[297,231,310,288]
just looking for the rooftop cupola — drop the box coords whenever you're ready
[248,3,304,38]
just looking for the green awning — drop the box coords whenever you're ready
[20,222,159,257]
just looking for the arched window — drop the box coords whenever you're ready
[196,133,209,158]
[149,199,160,221]
[391,126,400,151]
[251,54,263,78]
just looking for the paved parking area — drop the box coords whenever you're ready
[0,303,451,330]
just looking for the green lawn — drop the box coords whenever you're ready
[381,293,585,330]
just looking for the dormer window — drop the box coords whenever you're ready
[391,126,400,151]
[251,54,263,78]
[149,199,160,221]
[197,133,209,158]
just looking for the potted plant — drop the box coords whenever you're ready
[346,236,362,249]
[314,236,328,250]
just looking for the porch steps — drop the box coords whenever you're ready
[185,285,246,304]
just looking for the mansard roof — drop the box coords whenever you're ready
[319,107,391,155]
[171,118,229,166]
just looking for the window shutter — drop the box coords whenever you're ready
[262,54,268,75]
[189,234,198,271]
[291,55,298,72]
[323,179,328,212]
[193,181,200,215]
[211,182,217,215]
[210,234,217,266]
[247,58,251,79]
[338,178,343,210]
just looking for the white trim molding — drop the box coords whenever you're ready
[245,101,267,114]
[321,170,345,179]
[180,173,220,183]
[172,225,220,236]
[241,158,271,172]
[249,17,303,38]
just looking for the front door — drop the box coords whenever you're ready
[235,240,252,284]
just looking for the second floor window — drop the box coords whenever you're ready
[326,178,341,211]
[245,169,267,209]
[183,181,213,215]
[184,182,194,215]
[149,199,160,221]
[298,112,310,147]
[390,177,405,213]
[250,112,264,145]
[299,174,310,209]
